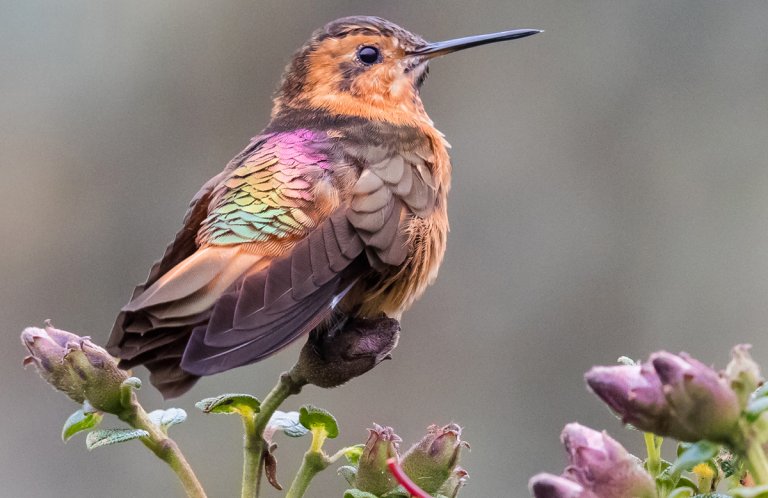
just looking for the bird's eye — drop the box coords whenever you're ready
[357,46,381,65]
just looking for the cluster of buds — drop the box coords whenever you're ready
[529,423,656,498]
[342,423,469,498]
[585,346,761,444]
[21,321,129,414]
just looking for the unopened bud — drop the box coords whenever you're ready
[22,322,128,413]
[724,344,762,407]
[560,423,655,498]
[354,424,402,495]
[528,473,589,498]
[437,466,469,498]
[291,316,399,388]
[401,423,468,494]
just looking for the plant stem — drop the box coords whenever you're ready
[285,451,328,498]
[248,371,306,498]
[241,416,259,498]
[118,393,206,498]
[746,439,768,485]
[644,432,662,477]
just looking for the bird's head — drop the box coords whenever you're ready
[272,16,540,126]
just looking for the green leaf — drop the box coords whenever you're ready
[148,408,187,430]
[195,394,260,417]
[337,466,357,486]
[754,383,768,399]
[85,428,149,450]
[667,489,694,498]
[732,486,768,498]
[62,407,103,442]
[669,441,720,476]
[747,396,768,422]
[343,444,365,465]
[343,490,379,498]
[268,410,309,438]
[299,405,339,438]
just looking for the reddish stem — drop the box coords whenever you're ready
[386,457,432,498]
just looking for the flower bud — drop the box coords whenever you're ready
[354,424,402,495]
[560,423,655,498]
[651,351,740,443]
[401,423,469,494]
[437,466,469,498]
[724,344,762,407]
[291,316,399,388]
[584,363,684,437]
[22,322,128,413]
[528,473,589,498]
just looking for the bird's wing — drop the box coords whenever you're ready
[180,143,439,376]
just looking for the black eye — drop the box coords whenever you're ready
[357,46,381,65]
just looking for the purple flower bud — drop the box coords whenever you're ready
[401,423,469,494]
[528,473,590,498]
[584,363,682,437]
[354,424,402,495]
[560,424,655,498]
[651,351,740,443]
[22,322,128,413]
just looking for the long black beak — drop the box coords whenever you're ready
[409,28,542,59]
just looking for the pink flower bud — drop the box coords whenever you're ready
[529,473,590,498]
[22,322,128,413]
[401,423,469,494]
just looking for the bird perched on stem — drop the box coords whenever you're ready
[107,16,540,398]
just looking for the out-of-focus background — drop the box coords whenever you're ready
[3,1,768,496]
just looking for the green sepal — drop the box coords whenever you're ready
[343,444,365,465]
[62,403,102,442]
[148,407,187,431]
[85,428,149,450]
[381,486,410,498]
[343,490,378,498]
[268,410,309,437]
[338,466,357,486]
[195,393,260,417]
[299,404,339,438]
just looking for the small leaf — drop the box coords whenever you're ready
[148,408,187,430]
[195,394,260,417]
[268,410,309,438]
[338,466,357,486]
[753,383,768,399]
[666,489,694,498]
[121,377,142,390]
[669,441,720,477]
[732,486,768,498]
[617,356,637,366]
[299,405,339,438]
[62,408,103,442]
[746,396,768,422]
[86,428,149,450]
[344,490,379,498]
[343,444,365,465]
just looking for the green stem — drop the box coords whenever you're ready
[285,451,328,498]
[248,371,306,498]
[644,432,662,477]
[241,417,259,498]
[746,439,768,485]
[118,394,206,498]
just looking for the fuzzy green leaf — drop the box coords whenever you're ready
[268,410,309,437]
[669,441,720,476]
[746,396,768,422]
[148,408,187,430]
[343,490,379,498]
[299,405,338,438]
[195,394,260,417]
[85,428,149,450]
[343,444,365,465]
[62,407,102,442]
[338,466,357,486]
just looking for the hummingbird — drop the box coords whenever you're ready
[106,16,540,398]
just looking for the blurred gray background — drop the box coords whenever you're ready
[3,0,768,496]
